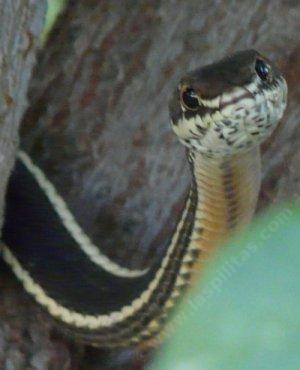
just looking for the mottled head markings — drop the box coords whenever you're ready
[169,49,287,157]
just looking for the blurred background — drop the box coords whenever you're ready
[0,1,299,369]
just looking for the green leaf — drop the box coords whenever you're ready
[150,203,300,370]
[41,0,68,45]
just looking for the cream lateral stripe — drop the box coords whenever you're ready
[135,191,202,341]
[1,196,191,329]
[16,150,148,279]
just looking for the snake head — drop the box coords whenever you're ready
[169,49,287,157]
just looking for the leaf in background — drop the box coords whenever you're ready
[41,0,67,45]
[150,203,300,370]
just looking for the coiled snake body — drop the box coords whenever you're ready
[1,50,287,347]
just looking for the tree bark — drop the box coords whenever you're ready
[2,0,300,369]
[0,1,50,369]
[0,1,45,233]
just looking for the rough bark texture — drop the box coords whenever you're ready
[1,0,300,369]
[0,1,47,369]
[0,1,45,230]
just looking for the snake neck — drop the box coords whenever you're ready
[136,146,262,346]
[188,146,261,260]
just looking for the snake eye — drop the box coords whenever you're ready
[255,59,270,81]
[180,87,200,110]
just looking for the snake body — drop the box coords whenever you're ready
[1,50,287,347]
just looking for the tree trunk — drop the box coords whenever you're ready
[2,1,300,369]
[0,1,45,232]
[0,2,48,369]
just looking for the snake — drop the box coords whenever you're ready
[0,50,287,348]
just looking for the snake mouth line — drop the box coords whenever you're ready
[219,88,254,111]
